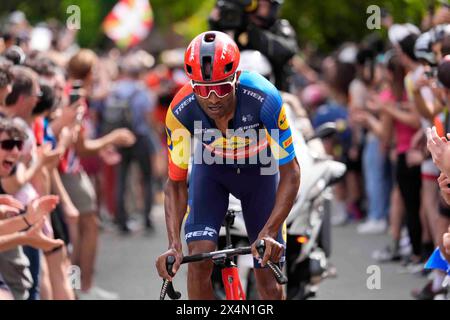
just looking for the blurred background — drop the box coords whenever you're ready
[0,0,449,301]
[0,0,434,52]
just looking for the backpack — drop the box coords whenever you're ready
[101,88,137,135]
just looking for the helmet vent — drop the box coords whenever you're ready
[186,64,192,74]
[224,62,233,74]
[201,56,212,81]
[204,33,216,43]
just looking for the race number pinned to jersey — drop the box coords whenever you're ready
[278,105,289,131]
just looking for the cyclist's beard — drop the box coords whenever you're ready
[204,102,234,120]
[198,94,236,121]
[203,103,222,118]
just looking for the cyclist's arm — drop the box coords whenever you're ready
[156,106,191,279]
[257,93,300,264]
[164,107,191,250]
[259,159,300,239]
[259,92,300,239]
[164,179,188,252]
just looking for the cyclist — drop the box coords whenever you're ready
[156,31,300,300]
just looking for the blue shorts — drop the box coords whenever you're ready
[184,164,286,268]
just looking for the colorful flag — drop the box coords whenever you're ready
[103,0,153,48]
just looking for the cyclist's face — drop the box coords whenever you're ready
[194,75,237,120]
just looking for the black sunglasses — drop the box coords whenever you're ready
[0,139,24,151]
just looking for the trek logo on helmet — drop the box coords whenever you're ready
[189,42,195,62]
[221,42,230,60]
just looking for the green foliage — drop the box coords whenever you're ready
[151,0,209,28]
[1,0,62,24]
[0,0,434,52]
[60,0,116,47]
[0,0,116,47]
[173,1,215,40]
[281,0,428,52]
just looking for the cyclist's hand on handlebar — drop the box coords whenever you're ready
[252,236,284,267]
[155,248,183,281]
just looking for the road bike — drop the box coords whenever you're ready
[159,211,287,300]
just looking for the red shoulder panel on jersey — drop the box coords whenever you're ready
[170,82,194,110]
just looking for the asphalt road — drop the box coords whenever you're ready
[95,204,426,300]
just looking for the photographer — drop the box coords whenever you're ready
[209,0,298,91]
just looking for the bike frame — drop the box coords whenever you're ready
[222,264,246,300]
[221,210,246,300]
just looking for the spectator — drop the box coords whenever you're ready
[0,115,62,300]
[355,52,420,260]
[0,65,62,300]
[55,49,135,299]
[395,33,426,267]
[352,55,393,235]
[102,52,157,234]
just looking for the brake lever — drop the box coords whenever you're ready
[256,240,288,285]
[159,256,181,300]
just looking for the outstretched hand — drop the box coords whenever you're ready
[0,195,24,219]
[438,173,450,206]
[24,195,60,225]
[111,129,136,148]
[23,219,64,251]
[426,126,450,177]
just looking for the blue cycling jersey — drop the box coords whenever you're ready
[166,71,296,180]
[165,71,295,267]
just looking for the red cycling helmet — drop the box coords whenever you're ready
[184,31,240,82]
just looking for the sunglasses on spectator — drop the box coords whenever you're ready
[191,75,237,99]
[0,139,24,151]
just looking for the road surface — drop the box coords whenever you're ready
[95,204,426,300]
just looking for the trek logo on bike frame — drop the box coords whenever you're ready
[185,226,217,240]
